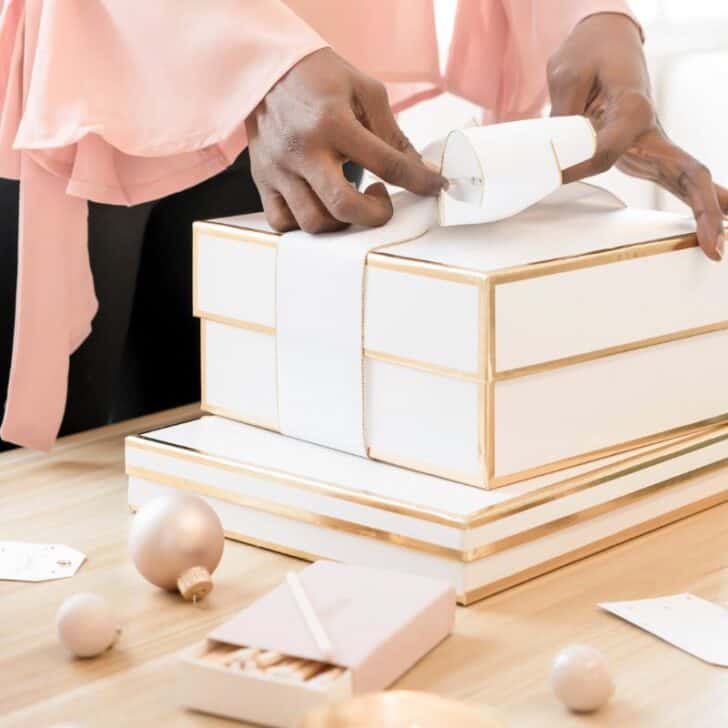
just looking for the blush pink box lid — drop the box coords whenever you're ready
[209,561,456,693]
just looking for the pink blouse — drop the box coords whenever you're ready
[0,0,636,449]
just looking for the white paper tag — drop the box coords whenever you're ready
[0,542,86,582]
[600,593,728,667]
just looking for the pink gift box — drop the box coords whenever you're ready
[178,561,455,726]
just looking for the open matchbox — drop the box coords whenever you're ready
[178,561,455,727]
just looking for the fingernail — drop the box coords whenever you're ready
[716,233,724,260]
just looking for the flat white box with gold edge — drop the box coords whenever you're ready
[194,186,728,488]
[126,415,728,605]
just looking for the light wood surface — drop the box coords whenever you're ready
[1,406,727,728]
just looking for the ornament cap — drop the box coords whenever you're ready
[177,566,213,601]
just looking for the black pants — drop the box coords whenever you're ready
[0,152,263,452]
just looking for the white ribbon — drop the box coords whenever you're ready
[275,116,610,456]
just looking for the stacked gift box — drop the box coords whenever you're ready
[126,180,728,606]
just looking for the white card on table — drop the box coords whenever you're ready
[600,593,728,667]
[0,542,86,582]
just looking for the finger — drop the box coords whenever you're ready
[259,185,297,233]
[548,61,593,117]
[562,115,643,184]
[356,79,420,158]
[715,182,728,217]
[334,114,446,196]
[674,158,725,261]
[562,90,653,183]
[616,131,724,260]
[305,159,394,227]
[277,174,348,234]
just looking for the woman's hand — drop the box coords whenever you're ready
[246,47,445,234]
[548,12,728,260]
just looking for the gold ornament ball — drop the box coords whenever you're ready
[551,644,614,713]
[56,592,120,658]
[129,494,224,601]
[301,691,507,728]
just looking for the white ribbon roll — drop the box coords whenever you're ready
[275,116,610,457]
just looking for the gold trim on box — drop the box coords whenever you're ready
[127,465,466,561]
[460,489,728,605]
[365,446,485,489]
[126,428,728,559]
[127,436,468,527]
[492,320,728,382]
[127,456,728,564]
[132,420,728,529]
[469,424,728,525]
[194,220,278,248]
[488,413,728,489]
[364,349,482,383]
[195,312,276,337]
[196,219,713,489]
[488,233,697,284]
[130,489,728,606]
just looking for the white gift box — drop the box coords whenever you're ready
[126,416,728,605]
[178,562,454,727]
[193,187,728,488]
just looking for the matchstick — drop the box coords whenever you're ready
[256,650,286,668]
[286,572,333,661]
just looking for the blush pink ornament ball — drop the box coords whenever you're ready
[56,592,120,658]
[129,494,224,601]
[551,644,614,713]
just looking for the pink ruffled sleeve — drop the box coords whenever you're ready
[0,0,327,449]
[445,0,641,122]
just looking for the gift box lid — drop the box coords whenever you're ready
[209,561,455,692]
[206,184,696,276]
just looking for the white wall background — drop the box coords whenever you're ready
[398,0,728,212]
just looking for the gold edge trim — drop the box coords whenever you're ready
[195,222,698,289]
[191,398,728,524]
[470,424,728,525]
[490,414,728,488]
[196,229,716,388]
[364,349,482,382]
[477,280,488,486]
[366,253,487,285]
[468,457,728,559]
[489,234,697,284]
[126,437,467,527]
[366,447,485,489]
[126,451,728,563]
[198,312,482,383]
[486,279,496,484]
[194,220,278,248]
[126,466,465,561]
[200,320,207,413]
[192,227,199,316]
[131,500,323,567]
[461,489,728,605]
[221,531,322,565]
[196,312,276,336]
[201,404,279,434]
[493,320,728,382]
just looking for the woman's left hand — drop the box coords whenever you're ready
[548,12,728,261]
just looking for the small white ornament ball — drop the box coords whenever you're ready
[551,644,614,713]
[129,494,224,601]
[56,593,120,658]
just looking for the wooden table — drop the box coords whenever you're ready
[2,406,727,728]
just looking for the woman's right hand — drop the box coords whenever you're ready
[246,48,446,234]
